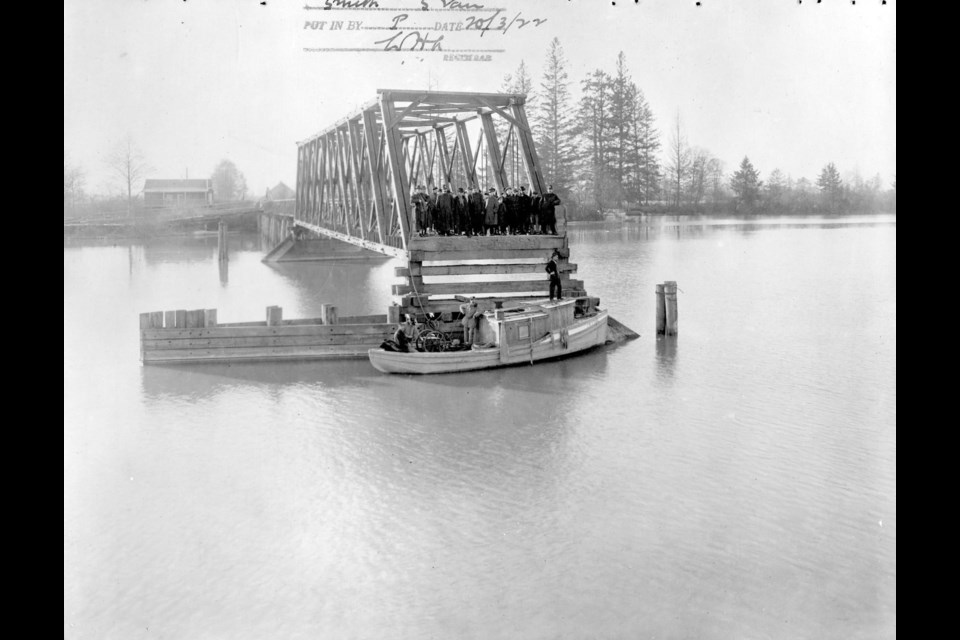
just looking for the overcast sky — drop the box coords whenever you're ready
[64,0,896,197]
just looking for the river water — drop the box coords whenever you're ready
[64,215,896,639]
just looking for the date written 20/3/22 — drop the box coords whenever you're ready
[302,10,547,38]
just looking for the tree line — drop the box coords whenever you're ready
[500,37,894,218]
[65,37,895,219]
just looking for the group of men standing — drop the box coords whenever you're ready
[411,183,562,237]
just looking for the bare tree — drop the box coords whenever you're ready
[106,135,150,214]
[64,150,86,214]
[666,111,690,208]
[687,147,713,208]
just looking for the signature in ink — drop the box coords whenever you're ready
[375,30,445,51]
[421,0,486,10]
[323,0,380,9]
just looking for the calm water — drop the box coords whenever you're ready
[64,216,896,639]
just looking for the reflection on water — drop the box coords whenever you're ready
[65,216,896,640]
[654,335,678,380]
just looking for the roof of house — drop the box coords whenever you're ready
[265,181,295,199]
[144,179,214,193]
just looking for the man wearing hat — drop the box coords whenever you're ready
[518,185,532,234]
[545,249,563,301]
[484,187,499,235]
[539,184,561,235]
[412,184,429,236]
[437,185,454,236]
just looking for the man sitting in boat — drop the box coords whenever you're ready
[381,315,420,352]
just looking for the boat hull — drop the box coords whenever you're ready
[368,310,608,374]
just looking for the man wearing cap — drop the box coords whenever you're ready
[459,296,481,345]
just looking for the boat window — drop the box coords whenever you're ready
[518,325,529,339]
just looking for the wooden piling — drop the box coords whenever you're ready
[164,310,176,329]
[664,281,678,336]
[266,305,283,326]
[203,309,218,327]
[175,309,187,328]
[387,304,401,325]
[655,284,666,335]
[218,220,228,262]
[320,304,338,325]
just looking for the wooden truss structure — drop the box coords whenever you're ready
[294,90,582,314]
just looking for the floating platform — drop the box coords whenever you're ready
[139,305,395,365]
[139,301,637,366]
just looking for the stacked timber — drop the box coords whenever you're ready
[395,233,585,315]
[139,305,394,365]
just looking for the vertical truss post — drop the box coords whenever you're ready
[378,93,414,247]
[455,120,477,189]
[434,127,453,188]
[362,108,390,244]
[510,101,545,195]
[480,112,506,193]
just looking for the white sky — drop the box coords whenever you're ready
[64,0,896,196]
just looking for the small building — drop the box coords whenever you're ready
[144,179,215,208]
[264,181,295,201]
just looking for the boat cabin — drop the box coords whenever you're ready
[475,298,597,348]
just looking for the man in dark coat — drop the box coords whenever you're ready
[539,184,561,235]
[455,187,469,236]
[517,186,532,234]
[412,185,430,236]
[530,190,541,234]
[426,186,439,235]
[437,185,454,235]
[504,187,522,235]
[484,188,499,235]
[545,249,563,301]
[469,187,485,236]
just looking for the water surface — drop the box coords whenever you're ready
[64,215,896,639]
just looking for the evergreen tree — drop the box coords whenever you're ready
[729,156,762,212]
[578,69,613,213]
[609,52,634,207]
[764,168,786,213]
[631,90,661,205]
[817,162,843,212]
[534,38,577,203]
